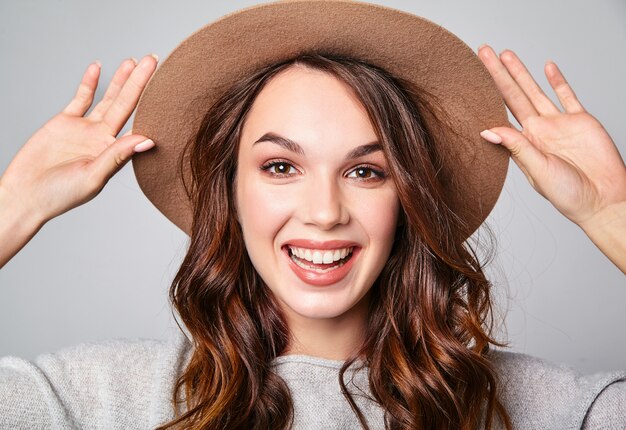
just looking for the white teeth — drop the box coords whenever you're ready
[313,251,324,264]
[323,251,334,264]
[288,246,354,264]
[291,254,348,273]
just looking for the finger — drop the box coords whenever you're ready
[86,135,156,188]
[89,58,138,121]
[477,44,538,126]
[480,127,548,190]
[499,49,561,117]
[101,54,158,136]
[62,61,102,117]
[545,61,586,114]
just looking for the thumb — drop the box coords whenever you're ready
[87,135,155,186]
[481,127,547,190]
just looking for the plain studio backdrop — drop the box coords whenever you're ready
[1,0,624,374]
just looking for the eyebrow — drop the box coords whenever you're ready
[253,132,382,160]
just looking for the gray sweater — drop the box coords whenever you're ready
[1,329,624,429]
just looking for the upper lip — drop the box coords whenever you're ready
[283,239,360,250]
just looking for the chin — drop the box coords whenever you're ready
[294,307,349,320]
[285,291,365,321]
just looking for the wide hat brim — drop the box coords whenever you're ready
[132,0,510,240]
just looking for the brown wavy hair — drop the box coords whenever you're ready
[155,52,513,429]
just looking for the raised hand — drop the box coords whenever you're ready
[477,45,626,273]
[0,54,159,226]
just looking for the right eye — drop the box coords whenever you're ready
[260,160,299,177]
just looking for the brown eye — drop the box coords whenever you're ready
[347,165,386,181]
[355,167,372,178]
[260,160,298,176]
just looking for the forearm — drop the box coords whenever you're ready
[578,201,626,275]
[0,183,46,269]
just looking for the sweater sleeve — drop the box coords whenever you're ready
[0,355,70,429]
[582,379,626,429]
[489,349,626,429]
[0,332,192,430]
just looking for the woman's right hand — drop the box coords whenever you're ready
[0,54,159,225]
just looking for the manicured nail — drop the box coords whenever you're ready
[150,53,159,62]
[129,57,138,65]
[94,60,102,68]
[480,129,502,144]
[134,139,155,152]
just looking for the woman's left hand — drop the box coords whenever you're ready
[476,44,626,228]
[477,45,626,273]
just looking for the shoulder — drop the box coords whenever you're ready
[31,330,192,379]
[487,349,626,429]
[0,330,193,429]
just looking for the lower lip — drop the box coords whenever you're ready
[282,246,360,287]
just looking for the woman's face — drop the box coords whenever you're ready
[235,65,400,337]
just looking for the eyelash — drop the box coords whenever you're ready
[259,159,387,182]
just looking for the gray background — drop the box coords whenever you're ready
[1,0,624,374]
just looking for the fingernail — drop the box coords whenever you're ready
[150,53,159,62]
[480,129,502,144]
[94,60,102,68]
[134,139,155,152]
[129,57,138,65]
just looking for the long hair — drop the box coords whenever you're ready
[155,52,513,429]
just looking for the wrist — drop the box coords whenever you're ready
[578,200,626,274]
[579,201,626,236]
[0,181,47,233]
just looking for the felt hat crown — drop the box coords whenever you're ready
[132,0,510,240]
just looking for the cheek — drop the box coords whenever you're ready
[236,178,293,245]
[356,191,400,243]
[236,177,295,291]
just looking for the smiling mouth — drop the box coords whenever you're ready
[283,246,356,273]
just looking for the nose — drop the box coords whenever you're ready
[301,174,349,230]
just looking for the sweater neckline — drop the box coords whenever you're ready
[177,330,369,370]
[270,354,368,370]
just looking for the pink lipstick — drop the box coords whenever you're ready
[282,245,360,287]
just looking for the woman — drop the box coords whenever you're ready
[1,1,625,429]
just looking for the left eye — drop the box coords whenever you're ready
[347,166,383,180]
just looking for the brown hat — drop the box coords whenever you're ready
[131,0,510,240]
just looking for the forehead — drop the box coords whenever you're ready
[240,65,378,151]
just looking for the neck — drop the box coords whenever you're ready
[280,291,370,361]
